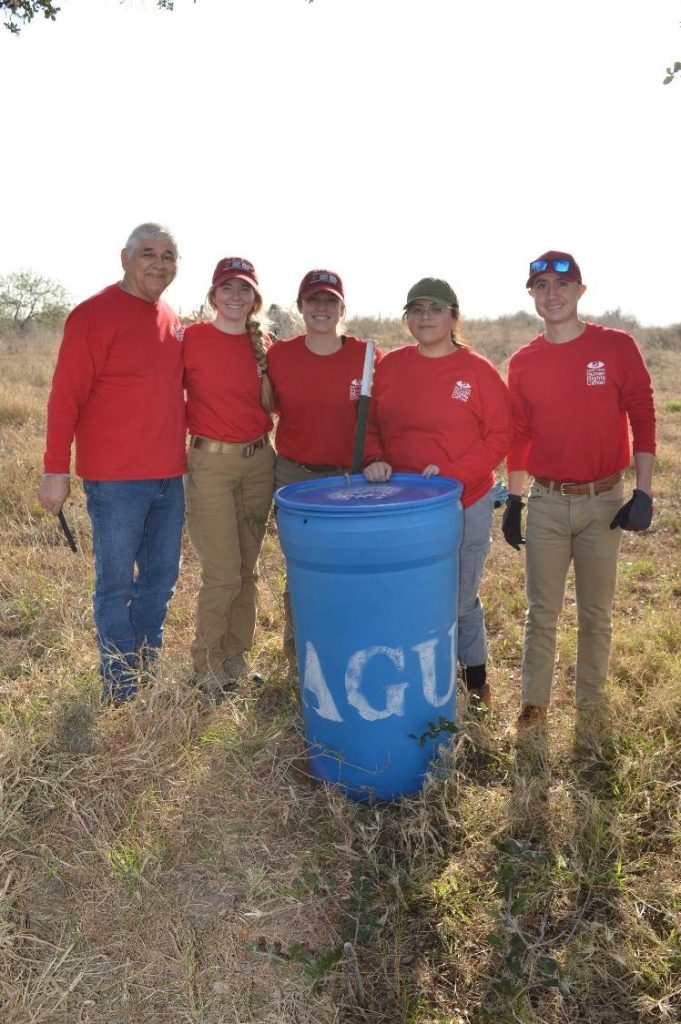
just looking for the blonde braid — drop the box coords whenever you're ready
[246,313,275,413]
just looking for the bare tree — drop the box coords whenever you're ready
[267,303,296,340]
[0,269,71,332]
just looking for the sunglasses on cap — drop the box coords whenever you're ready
[529,257,572,275]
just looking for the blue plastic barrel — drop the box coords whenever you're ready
[275,473,463,801]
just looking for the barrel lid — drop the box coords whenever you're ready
[275,473,462,513]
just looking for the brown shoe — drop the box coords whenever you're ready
[516,704,548,730]
[467,682,491,710]
[194,667,234,703]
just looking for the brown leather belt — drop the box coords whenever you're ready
[191,434,267,459]
[533,470,622,496]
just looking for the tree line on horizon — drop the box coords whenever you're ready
[1,268,678,365]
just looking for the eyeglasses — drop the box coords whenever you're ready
[529,258,572,275]
[407,303,450,317]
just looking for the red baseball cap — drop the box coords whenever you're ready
[212,257,259,289]
[297,269,344,304]
[526,250,582,289]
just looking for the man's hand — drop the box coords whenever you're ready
[38,475,70,514]
[364,460,392,482]
[610,489,654,532]
[502,494,525,550]
[422,464,440,479]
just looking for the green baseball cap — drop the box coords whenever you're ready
[404,277,458,310]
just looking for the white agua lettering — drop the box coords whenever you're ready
[345,646,408,721]
[302,641,343,721]
[412,624,457,707]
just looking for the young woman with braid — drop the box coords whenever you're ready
[183,257,275,694]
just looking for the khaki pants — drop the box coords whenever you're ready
[274,455,345,663]
[185,441,274,674]
[521,480,624,709]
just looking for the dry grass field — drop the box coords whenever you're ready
[1,315,679,1024]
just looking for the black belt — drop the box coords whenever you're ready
[286,458,347,474]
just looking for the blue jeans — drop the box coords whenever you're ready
[457,488,494,668]
[83,477,185,703]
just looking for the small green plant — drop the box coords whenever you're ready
[249,938,345,993]
[486,837,569,1008]
[106,839,148,889]
[411,716,463,746]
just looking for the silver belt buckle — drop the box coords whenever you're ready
[559,481,576,495]
[242,438,262,459]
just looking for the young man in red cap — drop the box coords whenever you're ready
[502,251,656,729]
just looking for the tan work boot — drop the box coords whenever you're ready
[224,654,264,687]
[516,704,548,730]
[194,666,233,702]
[223,654,248,683]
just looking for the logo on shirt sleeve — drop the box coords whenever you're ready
[451,380,472,402]
[586,360,606,385]
[170,323,185,343]
[349,378,361,400]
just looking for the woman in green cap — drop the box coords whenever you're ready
[363,277,512,710]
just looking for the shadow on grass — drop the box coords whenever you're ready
[478,704,654,1023]
[331,714,517,1022]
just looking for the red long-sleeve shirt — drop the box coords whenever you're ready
[43,284,186,480]
[268,335,380,466]
[183,322,273,442]
[506,324,656,480]
[364,344,513,508]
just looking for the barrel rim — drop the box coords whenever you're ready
[275,472,463,515]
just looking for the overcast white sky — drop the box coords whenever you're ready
[1,0,680,325]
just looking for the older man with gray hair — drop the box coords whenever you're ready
[38,223,186,705]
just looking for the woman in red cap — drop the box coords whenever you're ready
[362,277,513,710]
[183,258,275,695]
[268,269,380,673]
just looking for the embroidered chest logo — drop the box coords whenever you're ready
[170,323,185,343]
[586,360,606,386]
[451,380,472,402]
[349,378,361,400]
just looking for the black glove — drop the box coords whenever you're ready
[609,489,654,532]
[502,495,525,550]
